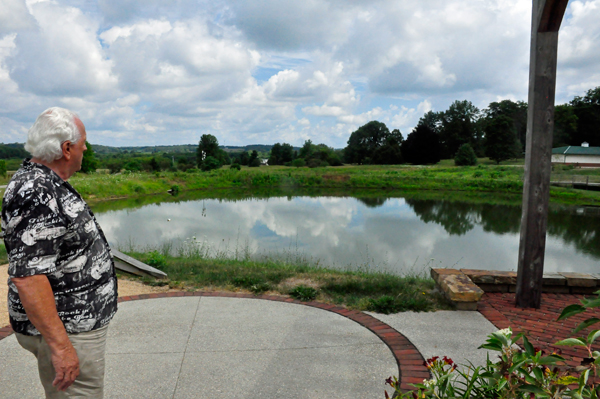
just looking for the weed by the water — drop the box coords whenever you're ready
[121,240,454,313]
[289,285,318,301]
[146,251,167,268]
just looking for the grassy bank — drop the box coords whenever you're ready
[0,239,450,313]
[63,164,600,206]
[124,246,453,313]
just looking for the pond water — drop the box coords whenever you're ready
[92,190,600,275]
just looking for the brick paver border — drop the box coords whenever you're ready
[479,292,600,367]
[0,291,430,392]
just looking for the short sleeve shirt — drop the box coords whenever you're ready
[2,160,118,335]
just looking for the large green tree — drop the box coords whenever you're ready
[197,134,219,166]
[484,115,520,164]
[439,100,481,158]
[484,100,528,152]
[80,141,98,173]
[553,104,578,147]
[569,87,600,146]
[269,143,295,165]
[344,121,402,164]
[401,125,441,165]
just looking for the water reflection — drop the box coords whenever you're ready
[92,191,600,275]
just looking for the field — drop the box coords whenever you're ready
[54,163,600,206]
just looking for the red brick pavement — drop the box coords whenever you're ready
[0,291,430,392]
[479,292,600,367]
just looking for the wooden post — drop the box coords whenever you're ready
[516,0,568,309]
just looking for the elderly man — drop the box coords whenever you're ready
[2,107,118,398]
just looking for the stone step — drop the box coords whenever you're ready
[431,269,483,311]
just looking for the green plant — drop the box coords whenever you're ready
[201,156,221,171]
[387,290,600,399]
[292,158,306,168]
[250,282,271,294]
[230,163,241,170]
[170,184,180,194]
[367,295,400,314]
[147,251,167,268]
[454,143,478,166]
[289,285,317,301]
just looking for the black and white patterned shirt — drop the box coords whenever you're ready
[2,160,118,336]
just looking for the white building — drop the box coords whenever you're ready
[551,143,600,166]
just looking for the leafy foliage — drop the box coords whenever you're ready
[201,156,221,171]
[388,291,600,399]
[345,121,402,165]
[438,100,481,158]
[289,285,317,301]
[197,134,219,165]
[80,141,98,173]
[454,143,478,166]
[402,125,442,165]
[484,115,520,164]
[268,143,294,165]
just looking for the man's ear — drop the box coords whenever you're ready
[61,141,72,161]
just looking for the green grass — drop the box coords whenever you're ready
[58,164,599,206]
[122,242,453,313]
[2,162,599,206]
[0,243,7,265]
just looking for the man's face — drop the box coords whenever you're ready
[68,118,87,174]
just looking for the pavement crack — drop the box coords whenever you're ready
[171,296,202,399]
[183,342,385,354]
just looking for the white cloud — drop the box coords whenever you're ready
[0,0,35,36]
[302,105,345,117]
[0,0,597,148]
[7,1,117,97]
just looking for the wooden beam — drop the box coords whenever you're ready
[515,0,567,308]
[538,0,569,32]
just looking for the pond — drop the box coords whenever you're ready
[92,189,600,275]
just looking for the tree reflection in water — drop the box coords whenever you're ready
[405,199,600,260]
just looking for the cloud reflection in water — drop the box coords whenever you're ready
[95,196,600,275]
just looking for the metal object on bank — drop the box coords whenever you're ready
[111,248,167,279]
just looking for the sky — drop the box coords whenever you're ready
[0,0,599,148]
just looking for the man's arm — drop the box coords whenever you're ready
[12,275,80,391]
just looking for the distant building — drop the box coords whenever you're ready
[551,143,600,167]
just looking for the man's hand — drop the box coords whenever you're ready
[12,274,80,391]
[51,343,80,391]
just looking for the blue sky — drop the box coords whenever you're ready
[0,0,599,148]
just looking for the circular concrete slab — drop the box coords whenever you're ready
[1,296,398,399]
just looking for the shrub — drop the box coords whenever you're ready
[387,291,600,399]
[123,160,141,172]
[201,156,221,171]
[292,158,306,168]
[367,295,399,314]
[230,163,241,170]
[289,285,317,301]
[249,158,261,167]
[454,143,478,166]
[147,251,167,268]
[307,158,321,168]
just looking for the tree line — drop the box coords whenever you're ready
[4,86,599,173]
[81,83,600,174]
[344,86,600,166]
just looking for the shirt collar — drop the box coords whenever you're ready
[22,158,67,186]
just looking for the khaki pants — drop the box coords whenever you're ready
[16,324,109,399]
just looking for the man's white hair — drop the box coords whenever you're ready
[25,107,82,162]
